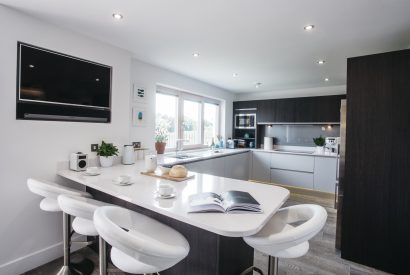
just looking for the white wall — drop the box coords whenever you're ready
[130,59,235,149]
[235,85,346,101]
[0,6,132,274]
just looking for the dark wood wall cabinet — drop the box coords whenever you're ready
[342,49,410,274]
[233,94,345,124]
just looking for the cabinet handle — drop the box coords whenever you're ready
[334,181,339,209]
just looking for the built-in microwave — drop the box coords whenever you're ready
[235,113,256,129]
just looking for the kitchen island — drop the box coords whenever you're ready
[58,160,289,275]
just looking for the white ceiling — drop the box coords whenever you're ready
[2,0,410,93]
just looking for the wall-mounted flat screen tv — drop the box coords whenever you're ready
[16,42,112,122]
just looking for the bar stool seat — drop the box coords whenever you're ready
[58,194,111,236]
[27,178,91,212]
[242,204,327,275]
[94,206,190,274]
[72,217,99,236]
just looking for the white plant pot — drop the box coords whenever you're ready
[99,156,114,167]
[315,146,325,154]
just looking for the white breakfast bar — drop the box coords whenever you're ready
[58,159,289,275]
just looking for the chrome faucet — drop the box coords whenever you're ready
[176,139,186,156]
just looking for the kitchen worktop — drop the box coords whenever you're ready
[251,148,338,158]
[159,148,251,166]
[57,160,289,237]
[158,147,336,167]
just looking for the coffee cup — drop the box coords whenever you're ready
[113,175,131,184]
[157,184,174,196]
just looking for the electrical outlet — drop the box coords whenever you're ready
[91,144,99,152]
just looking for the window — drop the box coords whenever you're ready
[155,93,178,148]
[183,100,201,146]
[204,103,219,145]
[155,86,221,150]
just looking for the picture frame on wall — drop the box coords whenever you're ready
[132,105,146,127]
[133,83,146,103]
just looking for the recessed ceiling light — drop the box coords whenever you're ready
[29,64,35,68]
[95,78,100,82]
[304,25,315,31]
[324,78,329,82]
[112,13,123,20]
[317,60,326,65]
[192,52,200,58]
[255,82,262,88]
[233,73,238,77]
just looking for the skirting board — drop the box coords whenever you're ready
[0,235,85,275]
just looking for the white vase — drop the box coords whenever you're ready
[99,156,114,167]
[315,146,325,154]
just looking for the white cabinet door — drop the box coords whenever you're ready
[224,152,250,180]
[271,169,314,189]
[185,158,225,177]
[184,161,205,173]
[251,151,271,182]
[270,153,315,172]
[314,157,338,193]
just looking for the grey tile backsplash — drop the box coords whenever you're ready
[264,124,340,147]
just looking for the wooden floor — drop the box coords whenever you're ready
[23,192,390,275]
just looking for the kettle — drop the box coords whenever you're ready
[122,145,135,165]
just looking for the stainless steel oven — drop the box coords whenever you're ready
[235,113,256,129]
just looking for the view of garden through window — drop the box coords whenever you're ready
[155,91,220,149]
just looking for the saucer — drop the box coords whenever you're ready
[112,179,133,186]
[154,192,176,199]
[84,171,101,176]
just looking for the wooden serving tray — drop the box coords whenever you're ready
[141,171,195,182]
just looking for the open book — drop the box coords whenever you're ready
[188,191,262,213]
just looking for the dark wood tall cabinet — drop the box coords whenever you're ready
[341,49,410,274]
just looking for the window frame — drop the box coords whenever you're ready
[156,86,221,151]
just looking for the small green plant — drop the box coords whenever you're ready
[96,141,119,157]
[313,136,326,146]
[155,127,168,143]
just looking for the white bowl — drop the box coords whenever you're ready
[157,166,171,175]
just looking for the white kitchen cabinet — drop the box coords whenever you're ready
[270,154,314,172]
[270,169,314,189]
[224,152,250,180]
[184,153,250,179]
[251,151,271,182]
[314,157,338,193]
[185,157,225,177]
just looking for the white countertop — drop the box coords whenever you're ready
[252,148,338,158]
[57,160,289,237]
[158,148,250,166]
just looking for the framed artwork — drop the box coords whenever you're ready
[132,105,146,127]
[133,84,146,103]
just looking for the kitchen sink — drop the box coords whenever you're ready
[172,154,200,159]
[273,149,315,154]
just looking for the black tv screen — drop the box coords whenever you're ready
[18,43,111,109]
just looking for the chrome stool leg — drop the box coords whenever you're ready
[268,256,278,275]
[57,213,81,275]
[99,236,107,275]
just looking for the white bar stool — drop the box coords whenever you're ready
[93,206,190,275]
[58,194,112,274]
[27,178,91,275]
[242,204,327,275]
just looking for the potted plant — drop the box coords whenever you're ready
[96,140,119,167]
[313,135,326,154]
[155,127,168,154]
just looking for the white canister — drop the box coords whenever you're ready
[264,137,273,150]
[145,154,157,172]
[122,145,135,165]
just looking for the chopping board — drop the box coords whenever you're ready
[140,171,195,182]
